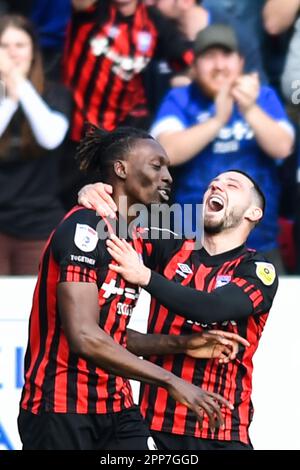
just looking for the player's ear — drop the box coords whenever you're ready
[114,160,127,180]
[245,205,263,224]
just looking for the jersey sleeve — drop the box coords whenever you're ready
[51,209,102,284]
[144,254,278,323]
[231,256,278,315]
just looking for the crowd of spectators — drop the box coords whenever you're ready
[0,0,299,274]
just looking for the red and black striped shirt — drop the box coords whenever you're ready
[140,239,278,444]
[63,0,192,140]
[20,207,147,415]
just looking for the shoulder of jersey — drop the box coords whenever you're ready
[246,249,277,286]
[60,208,103,253]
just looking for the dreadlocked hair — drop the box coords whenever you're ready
[76,124,154,180]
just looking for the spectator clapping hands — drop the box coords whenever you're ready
[231,72,260,114]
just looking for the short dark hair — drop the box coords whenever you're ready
[227,169,266,214]
[76,124,154,180]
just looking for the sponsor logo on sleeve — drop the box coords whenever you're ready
[70,255,96,266]
[255,262,276,286]
[74,224,98,253]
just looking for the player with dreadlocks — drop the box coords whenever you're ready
[18,125,245,450]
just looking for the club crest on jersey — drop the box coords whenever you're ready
[176,263,193,279]
[74,224,98,253]
[137,32,152,52]
[255,262,276,286]
[215,275,231,288]
[107,26,120,39]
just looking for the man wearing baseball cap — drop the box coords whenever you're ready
[151,23,294,273]
[193,23,239,55]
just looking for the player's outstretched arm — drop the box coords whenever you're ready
[127,329,249,364]
[106,235,276,324]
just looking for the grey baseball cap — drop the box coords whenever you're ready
[194,24,239,57]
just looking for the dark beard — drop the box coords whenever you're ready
[204,221,224,234]
[204,211,244,234]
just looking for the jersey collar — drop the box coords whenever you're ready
[199,243,248,265]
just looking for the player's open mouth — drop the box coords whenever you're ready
[207,195,225,212]
[158,188,171,202]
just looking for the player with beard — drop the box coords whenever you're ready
[18,127,246,450]
[78,169,278,450]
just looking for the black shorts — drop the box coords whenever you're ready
[151,431,253,451]
[18,406,158,450]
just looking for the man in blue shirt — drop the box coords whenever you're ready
[151,24,294,272]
